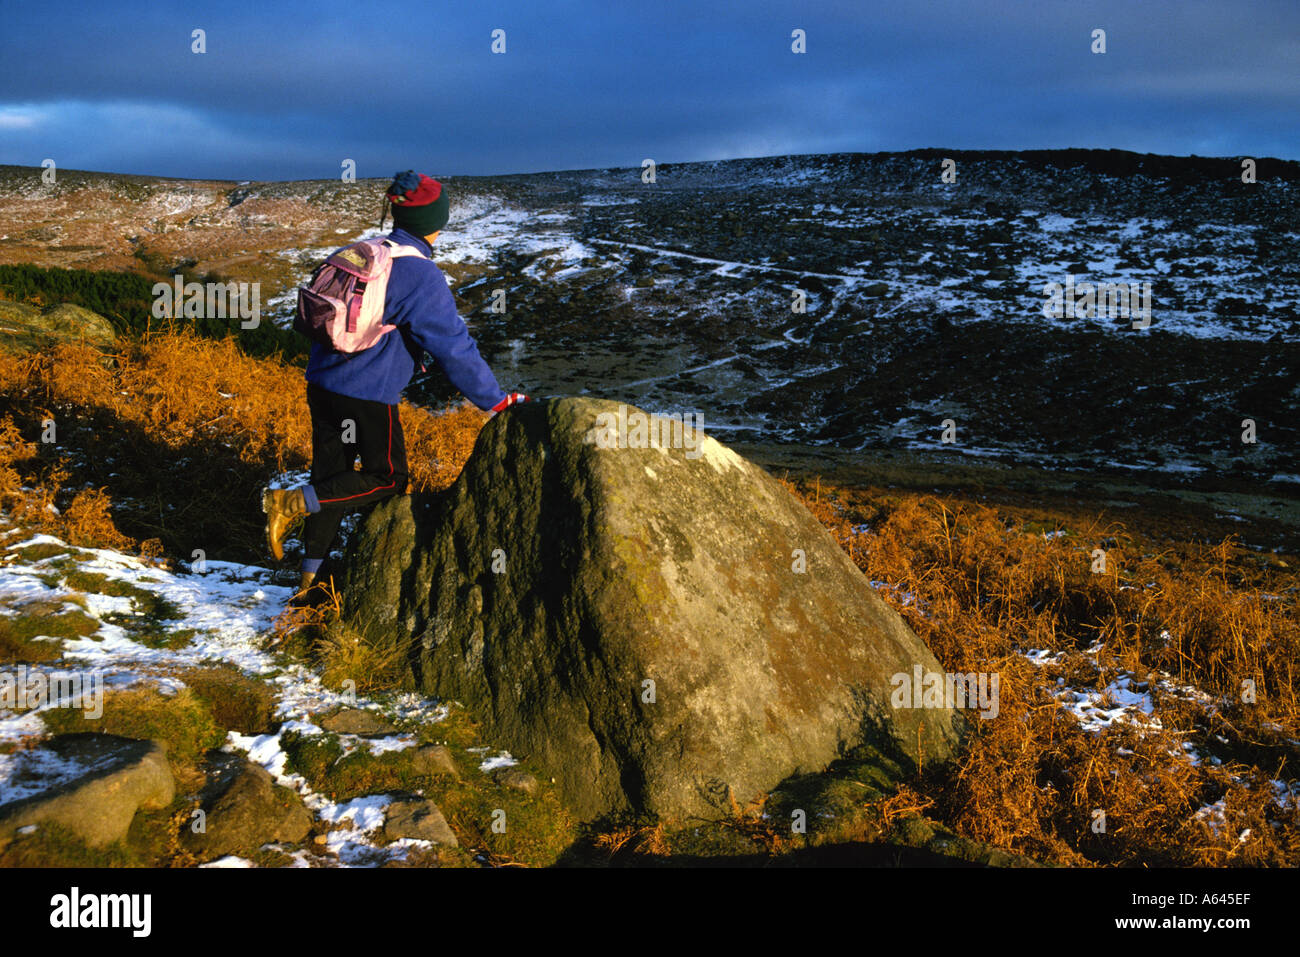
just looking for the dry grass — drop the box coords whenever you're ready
[591,822,669,858]
[782,477,1300,866]
[267,577,407,692]
[0,415,134,550]
[867,785,937,829]
[313,619,408,693]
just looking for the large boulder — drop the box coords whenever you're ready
[338,397,960,822]
[0,733,174,848]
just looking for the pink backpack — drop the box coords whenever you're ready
[294,238,423,354]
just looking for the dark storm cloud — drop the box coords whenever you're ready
[0,0,1295,179]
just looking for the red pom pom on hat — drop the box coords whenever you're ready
[386,171,443,207]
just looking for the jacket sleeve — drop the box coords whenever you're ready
[396,264,507,411]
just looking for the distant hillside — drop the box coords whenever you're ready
[0,151,1296,515]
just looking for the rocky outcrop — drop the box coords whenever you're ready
[0,733,174,848]
[338,398,961,822]
[0,301,116,353]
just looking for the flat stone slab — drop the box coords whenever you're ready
[318,708,398,736]
[382,798,458,847]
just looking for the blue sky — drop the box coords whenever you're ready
[0,0,1295,180]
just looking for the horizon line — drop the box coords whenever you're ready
[4,145,1298,186]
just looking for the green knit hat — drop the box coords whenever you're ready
[384,170,450,236]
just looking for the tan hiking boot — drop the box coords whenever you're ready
[262,487,308,561]
[298,570,317,593]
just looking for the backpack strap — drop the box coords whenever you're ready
[383,238,430,260]
[345,276,367,333]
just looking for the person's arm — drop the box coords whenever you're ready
[399,264,508,412]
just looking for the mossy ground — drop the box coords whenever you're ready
[58,569,193,649]
[0,602,99,661]
[40,687,224,785]
[0,800,202,868]
[280,709,577,868]
[0,820,139,868]
[10,543,73,563]
[180,665,278,735]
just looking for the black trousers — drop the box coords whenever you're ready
[302,383,408,562]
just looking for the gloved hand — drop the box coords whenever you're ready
[490,392,529,414]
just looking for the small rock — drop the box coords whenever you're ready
[383,799,458,847]
[181,754,312,859]
[493,768,539,796]
[412,744,460,780]
[318,708,396,736]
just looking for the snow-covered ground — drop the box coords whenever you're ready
[0,531,514,867]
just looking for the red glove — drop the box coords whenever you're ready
[490,392,529,413]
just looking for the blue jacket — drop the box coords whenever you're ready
[304,228,507,409]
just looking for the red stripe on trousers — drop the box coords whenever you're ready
[317,404,396,504]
